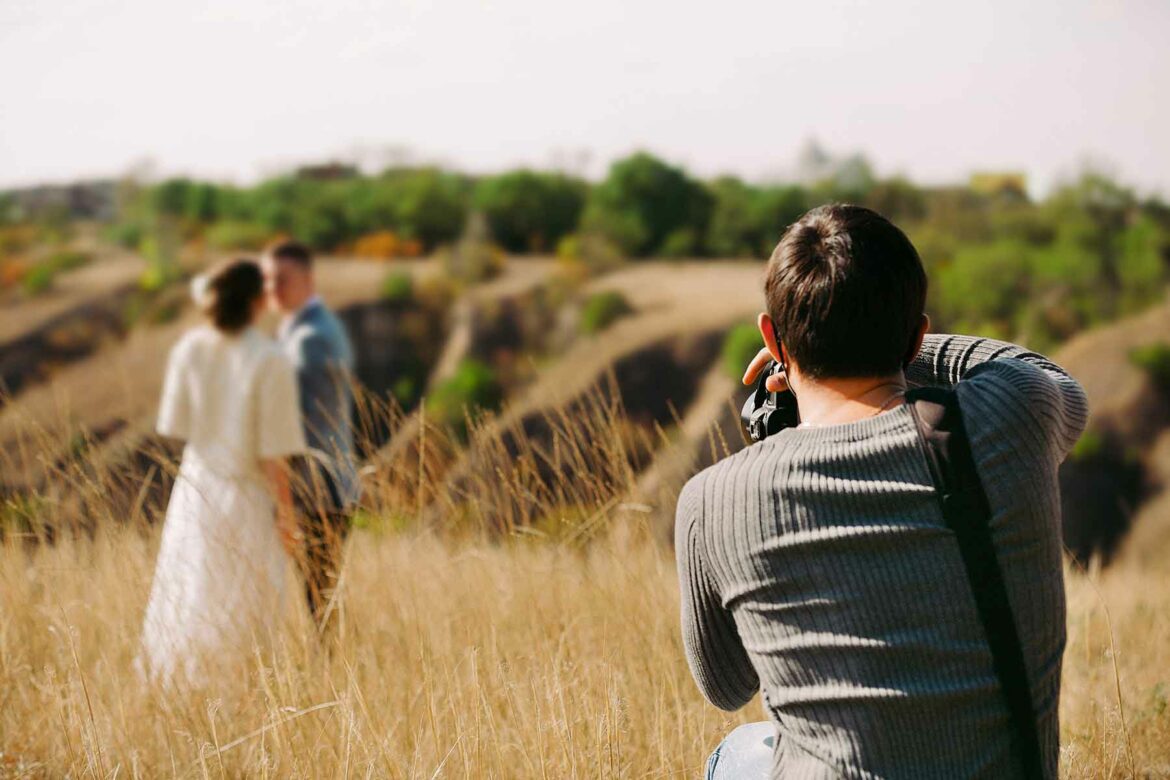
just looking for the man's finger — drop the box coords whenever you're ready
[741,348,774,385]
[765,372,789,393]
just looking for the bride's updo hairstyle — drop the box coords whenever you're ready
[199,259,264,334]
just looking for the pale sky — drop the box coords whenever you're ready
[2,0,1168,195]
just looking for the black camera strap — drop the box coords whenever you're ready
[907,386,1044,779]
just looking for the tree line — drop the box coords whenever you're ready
[10,150,1170,350]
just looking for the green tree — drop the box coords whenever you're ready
[933,239,1035,337]
[750,185,810,253]
[864,177,927,223]
[583,152,713,257]
[706,177,762,258]
[474,171,586,253]
[384,169,469,250]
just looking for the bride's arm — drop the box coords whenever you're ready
[262,458,301,558]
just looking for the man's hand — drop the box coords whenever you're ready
[277,508,303,560]
[742,347,790,394]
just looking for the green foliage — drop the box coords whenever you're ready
[864,177,927,223]
[71,153,1167,353]
[154,178,204,221]
[584,152,713,257]
[205,220,272,251]
[103,220,145,249]
[579,290,632,335]
[137,222,181,293]
[722,323,762,380]
[1116,216,1166,315]
[658,228,701,258]
[1129,343,1170,394]
[474,171,586,253]
[427,359,503,437]
[382,169,469,250]
[1069,428,1105,462]
[392,375,420,408]
[21,263,55,295]
[16,250,91,296]
[934,239,1035,337]
[380,270,414,303]
[706,177,761,257]
[706,178,810,258]
[47,250,90,271]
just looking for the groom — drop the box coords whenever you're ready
[262,240,361,635]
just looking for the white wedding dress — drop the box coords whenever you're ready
[139,325,306,686]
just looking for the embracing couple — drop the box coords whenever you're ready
[138,241,359,685]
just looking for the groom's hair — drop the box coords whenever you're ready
[764,204,926,380]
[268,240,314,270]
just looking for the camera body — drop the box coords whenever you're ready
[740,359,799,442]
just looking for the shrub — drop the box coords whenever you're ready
[583,152,713,257]
[556,232,624,276]
[354,230,402,260]
[205,220,271,251]
[580,290,632,335]
[47,250,90,272]
[103,221,145,249]
[1129,343,1170,394]
[386,169,470,251]
[426,359,503,437]
[722,322,762,380]
[21,263,54,296]
[1069,428,1106,462]
[380,270,414,303]
[658,228,700,258]
[474,171,586,253]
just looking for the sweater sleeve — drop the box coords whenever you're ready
[907,333,1089,462]
[675,474,759,712]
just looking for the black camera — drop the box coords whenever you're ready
[740,359,800,442]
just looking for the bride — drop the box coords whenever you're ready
[139,258,306,686]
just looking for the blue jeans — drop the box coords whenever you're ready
[705,721,775,779]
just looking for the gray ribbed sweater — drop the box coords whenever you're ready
[676,335,1089,779]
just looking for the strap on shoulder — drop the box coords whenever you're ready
[906,386,1045,779]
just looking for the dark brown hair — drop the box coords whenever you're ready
[202,259,263,333]
[764,204,927,379]
[267,239,313,269]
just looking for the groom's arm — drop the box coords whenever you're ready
[286,328,340,433]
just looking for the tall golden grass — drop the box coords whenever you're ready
[1,386,1168,777]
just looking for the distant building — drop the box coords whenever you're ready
[969,172,1028,201]
[1,180,118,221]
[294,162,360,181]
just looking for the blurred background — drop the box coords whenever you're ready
[3,0,1170,557]
[4,0,1170,554]
[4,1,1170,775]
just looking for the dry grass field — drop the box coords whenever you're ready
[1,417,1169,778]
[2,256,1169,777]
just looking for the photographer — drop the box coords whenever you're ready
[677,205,1087,778]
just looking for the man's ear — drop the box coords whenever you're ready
[906,314,930,366]
[758,312,783,363]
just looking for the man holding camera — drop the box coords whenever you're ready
[677,205,1087,778]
